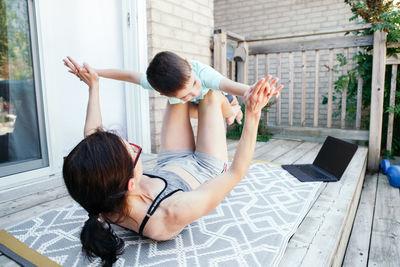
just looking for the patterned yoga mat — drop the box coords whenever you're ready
[6,163,323,267]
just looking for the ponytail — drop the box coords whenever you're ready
[80,215,124,267]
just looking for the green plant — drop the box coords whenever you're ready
[328,0,400,156]
[226,103,274,142]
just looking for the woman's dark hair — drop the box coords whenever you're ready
[146,51,192,96]
[62,130,134,266]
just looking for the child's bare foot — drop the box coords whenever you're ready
[226,105,241,125]
[235,108,243,125]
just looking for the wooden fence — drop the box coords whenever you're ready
[386,43,400,154]
[213,26,398,171]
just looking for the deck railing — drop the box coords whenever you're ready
[213,27,397,171]
[385,43,400,154]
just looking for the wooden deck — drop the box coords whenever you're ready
[0,138,398,266]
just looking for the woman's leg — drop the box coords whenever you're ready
[195,91,228,162]
[160,101,195,152]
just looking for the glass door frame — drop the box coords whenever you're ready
[0,0,49,179]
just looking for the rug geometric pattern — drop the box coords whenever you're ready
[6,163,323,267]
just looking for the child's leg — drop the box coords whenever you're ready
[188,93,243,125]
[195,90,228,162]
[160,102,195,152]
[225,95,243,125]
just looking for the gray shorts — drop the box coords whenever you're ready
[153,150,227,184]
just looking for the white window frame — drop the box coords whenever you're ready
[122,0,151,153]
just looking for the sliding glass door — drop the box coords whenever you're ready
[0,0,48,177]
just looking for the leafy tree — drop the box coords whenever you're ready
[0,0,33,80]
[328,1,400,156]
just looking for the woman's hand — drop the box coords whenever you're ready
[63,57,98,89]
[244,75,283,115]
[63,56,87,76]
[77,63,99,89]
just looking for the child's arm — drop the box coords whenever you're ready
[219,78,250,97]
[95,69,142,84]
[64,57,143,85]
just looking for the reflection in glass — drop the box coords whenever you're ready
[0,0,47,175]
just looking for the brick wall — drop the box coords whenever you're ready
[146,0,214,152]
[214,0,355,37]
[214,0,360,129]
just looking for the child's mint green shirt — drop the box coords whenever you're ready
[140,60,224,104]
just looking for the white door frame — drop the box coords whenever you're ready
[121,0,151,153]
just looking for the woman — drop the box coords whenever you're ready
[62,61,282,266]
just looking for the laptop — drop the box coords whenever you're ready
[281,136,358,182]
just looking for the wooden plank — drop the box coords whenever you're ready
[386,54,400,65]
[280,146,368,267]
[327,49,334,128]
[386,64,398,152]
[356,76,364,130]
[289,52,294,126]
[0,185,68,218]
[229,61,234,80]
[368,173,400,266]
[266,126,369,141]
[253,138,302,161]
[301,51,307,127]
[254,54,259,80]
[356,77,363,129]
[227,139,240,153]
[236,42,249,84]
[368,31,387,171]
[0,175,64,204]
[276,53,282,125]
[293,143,323,164]
[0,196,73,229]
[246,24,372,43]
[331,151,367,267]
[213,33,227,76]
[249,35,373,55]
[228,138,271,158]
[387,42,400,48]
[264,54,270,126]
[314,50,320,127]
[356,47,364,130]
[342,174,378,267]
[225,30,245,42]
[341,48,349,128]
[273,141,319,165]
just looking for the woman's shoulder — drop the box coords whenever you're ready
[143,191,186,240]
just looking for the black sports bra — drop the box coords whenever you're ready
[138,169,192,236]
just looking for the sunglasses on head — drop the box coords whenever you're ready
[129,143,142,168]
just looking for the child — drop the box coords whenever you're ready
[63,51,280,124]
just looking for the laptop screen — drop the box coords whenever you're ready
[313,136,358,179]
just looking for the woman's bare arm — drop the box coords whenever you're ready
[67,59,102,137]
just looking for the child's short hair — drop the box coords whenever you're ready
[146,51,192,96]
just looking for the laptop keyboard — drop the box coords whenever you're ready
[296,165,329,179]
